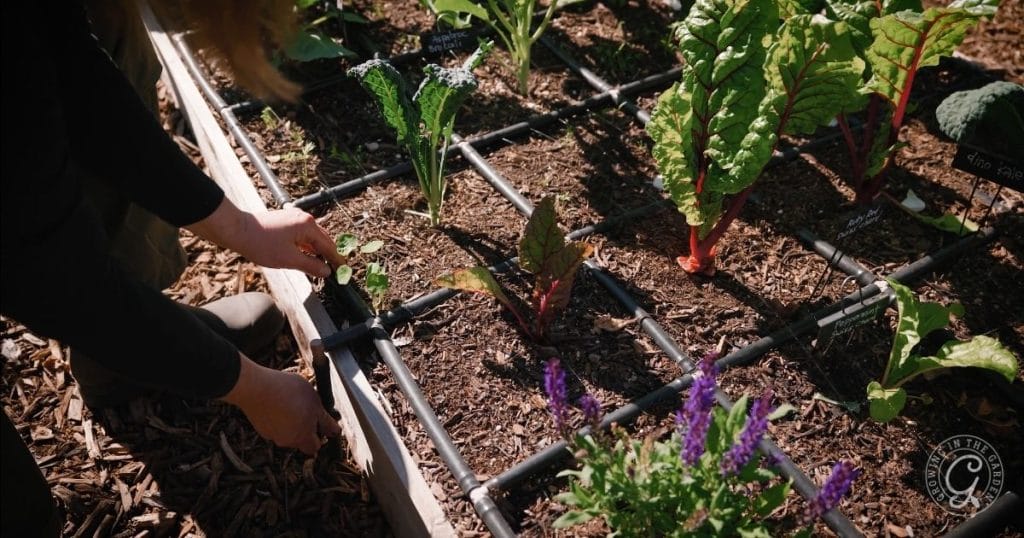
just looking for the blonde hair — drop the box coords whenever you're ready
[163,0,301,102]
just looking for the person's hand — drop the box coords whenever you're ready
[220,353,342,455]
[187,198,345,278]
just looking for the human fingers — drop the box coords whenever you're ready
[318,408,342,438]
[300,221,346,267]
[284,248,331,278]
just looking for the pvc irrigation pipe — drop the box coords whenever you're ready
[169,34,293,206]
[334,284,517,538]
[290,67,681,210]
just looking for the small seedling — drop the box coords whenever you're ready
[867,279,1018,422]
[348,42,492,226]
[334,233,389,312]
[435,196,592,342]
[427,0,561,95]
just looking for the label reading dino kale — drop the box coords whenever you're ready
[952,144,1024,193]
[421,30,477,56]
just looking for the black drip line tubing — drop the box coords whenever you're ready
[169,34,294,206]
[169,12,1013,536]
[332,283,518,538]
[796,228,878,288]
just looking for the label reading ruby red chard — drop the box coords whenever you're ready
[835,201,885,241]
[952,144,1024,193]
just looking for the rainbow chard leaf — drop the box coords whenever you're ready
[519,197,594,339]
[649,2,861,275]
[436,197,591,341]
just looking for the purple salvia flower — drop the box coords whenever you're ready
[578,393,602,432]
[720,389,775,476]
[544,358,569,436]
[679,351,719,466]
[803,461,861,524]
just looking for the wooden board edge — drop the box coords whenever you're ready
[139,4,455,536]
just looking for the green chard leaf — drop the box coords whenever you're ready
[648,0,777,240]
[824,0,923,51]
[359,239,385,254]
[365,262,389,295]
[866,0,998,112]
[764,16,865,137]
[867,381,906,422]
[911,335,1019,382]
[884,279,962,385]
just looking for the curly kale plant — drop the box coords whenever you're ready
[867,279,1019,422]
[435,196,592,342]
[936,80,1024,163]
[348,42,492,226]
[545,354,860,535]
[648,0,863,275]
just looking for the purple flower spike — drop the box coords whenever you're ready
[803,461,861,524]
[720,389,775,476]
[679,352,719,466]
[578,393,602,432]
[544,358,569,436]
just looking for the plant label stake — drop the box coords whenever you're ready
[814,285,891,351]
[421,29,480,56]
[835,200,885,241]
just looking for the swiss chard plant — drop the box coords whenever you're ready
[427,0,561,95]
[545,354,860,535]
[334,233,390,313]
[867,279,1019,422]
[648,0,864,275]
[821,0,999,204]
[283,0,365,62]
[434,196,592,342]
[348,42,492,226]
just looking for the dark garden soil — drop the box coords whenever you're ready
[139,1,1024,536]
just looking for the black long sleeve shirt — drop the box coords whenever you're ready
[1,1,241,398]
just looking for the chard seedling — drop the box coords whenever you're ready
[648,3,863,275]
[334,233,389,312]
[348,42,492,226]
[435,196,592,342]
[821,0,998,204]
[867,279,1018,422]
[428,0,561,95]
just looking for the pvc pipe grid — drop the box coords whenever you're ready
[169,15,1011,538]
